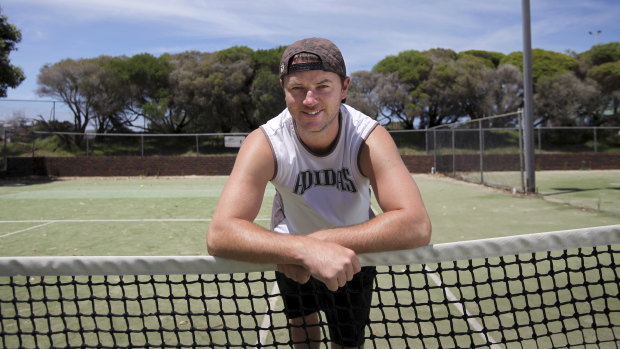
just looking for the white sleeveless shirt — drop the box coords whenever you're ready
[260,104,378,235]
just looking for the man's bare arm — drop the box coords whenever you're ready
[309,125,432,253]
[206,129,360,291]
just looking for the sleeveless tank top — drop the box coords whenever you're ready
[260,104,378,235]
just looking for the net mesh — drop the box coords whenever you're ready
[1,225,619,348]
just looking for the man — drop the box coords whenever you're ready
[207,37,431,348]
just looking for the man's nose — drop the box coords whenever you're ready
[303,90,319,106]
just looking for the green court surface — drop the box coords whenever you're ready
[0,171,619,256]
[1,172,618,348]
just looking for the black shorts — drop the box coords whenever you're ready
[275,266,376,347]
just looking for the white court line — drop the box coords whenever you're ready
[256,283,281,347]
[424,265,501,348]
[0,222,56,239]
[0,218,271,223]
[0,218,270,238]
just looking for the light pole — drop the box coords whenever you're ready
[589,30,602,45]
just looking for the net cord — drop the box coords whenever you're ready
[1,224,618,277]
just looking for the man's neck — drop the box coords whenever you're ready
[295,112,341,156]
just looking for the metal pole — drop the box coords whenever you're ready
[451,128,455,175]
[432,129,437,173]
[593,127,598,153]
[522,0,536,193]
[479,120,484,185]
[519,109,526,193]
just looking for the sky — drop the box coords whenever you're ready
[1,0,619,121]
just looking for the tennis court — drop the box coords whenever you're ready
[1,171,619,348]
[1,171,618,256]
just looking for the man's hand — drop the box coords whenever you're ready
[298,240,361,291]
[277,264,311,284]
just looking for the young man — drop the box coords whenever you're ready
[207,37,431,348]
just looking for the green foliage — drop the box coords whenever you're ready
[33,40,620,133]
[501,49,579,85]
[33,135,80,156]
[579,42,620,66]
[252,46,286,75]
[216,46,254,63]
[373,50,432,86]
[0,10,25,97]
[458,50,505,68]
[588,61,620,92]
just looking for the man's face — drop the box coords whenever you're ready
[282,70,350,137]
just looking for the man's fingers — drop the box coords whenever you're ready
[278,264,311,284]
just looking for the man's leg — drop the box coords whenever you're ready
[322,267,376,349]
[276,271,324,347]
[289,312,321,349]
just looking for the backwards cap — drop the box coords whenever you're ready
[279,38,346,79]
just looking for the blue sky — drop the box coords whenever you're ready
[1,0,619,106]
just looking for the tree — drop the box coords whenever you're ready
[372,50,434,128]
[373,50,432,87]
[347,71,382,121]
[37,58,101,134]
[0,10,25,97]
[159,51,210,133]
[501,49,579,87]
[89,56,136,133]
[587,61,620,124]
[108,53,173,132]
[458,50,505,68]
[535,73,600,126]
[37,57,134,134]
[579,42,620,67]
[247,47,286,129]
[191,46,255,132]
[477,64,523,117]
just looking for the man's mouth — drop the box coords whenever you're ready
[304,109,322,116]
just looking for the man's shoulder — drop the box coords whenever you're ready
[261,108,292,134]
[341,104,379,138]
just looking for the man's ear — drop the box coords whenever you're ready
[341,76,351,101]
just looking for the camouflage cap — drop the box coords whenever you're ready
[279,38,346,79]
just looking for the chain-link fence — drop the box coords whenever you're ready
[1,117,619,188]
[427,111,526,192]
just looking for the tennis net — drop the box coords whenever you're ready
[1,225,619,348]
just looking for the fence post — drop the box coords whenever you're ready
[519,109,525,193]
[140,135,144,157]
[451,127,455,175]
[593,127,598,153]
[196,135,200,155]
[432,128,437,172]
[479,120,484,185]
